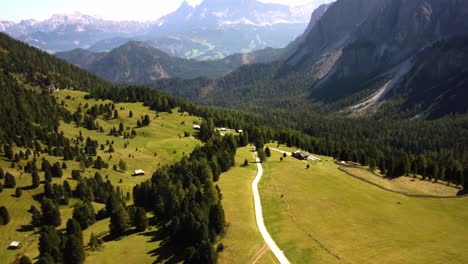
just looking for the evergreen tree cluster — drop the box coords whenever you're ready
[132,135,236,263]
[38,219,85,264]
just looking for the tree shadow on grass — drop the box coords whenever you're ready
[101,228,140,242]
[32,193,44,202]
[16,224,36,233]
[140,227,184,264]
[21,185,37,191]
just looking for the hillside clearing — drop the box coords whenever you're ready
[0,90,203,263]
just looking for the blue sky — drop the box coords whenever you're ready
[1,0,318,22]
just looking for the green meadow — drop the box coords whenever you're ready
[217,146,277,264]
[259,144,468,264]
[0,90,203,263]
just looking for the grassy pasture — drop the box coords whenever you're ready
[0,90,203,263]
[217,146,277,264]
[340,166,460,197]
[260,144,468,264]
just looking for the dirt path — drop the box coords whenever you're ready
[252,150,290,264]
[250,243,269,264]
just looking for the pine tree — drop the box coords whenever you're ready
[0,206,10,225]
[4,172,16,188]
[41,198,61,227]
[265,147,271,157]
[118,159,127,171]
[32,170,40,188]
[51,162,63,178]
[38,226,62,263]
[66,218,84,245]
[107,194,130,237]
[72,202,96,230]
[240,131,249,146]
[109,205,130,237]
[30,205,42,227]
[18,255,32,264]
[209,203,225,235]
[16,187,22,197]
[64,219,86,263]
[133,207,148,232]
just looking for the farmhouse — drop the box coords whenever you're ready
[133,169,145,176]
[292,151,309,160]
[9,241,21,249]
[193,125,201,130]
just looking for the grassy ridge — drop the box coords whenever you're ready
[260,145,468,263]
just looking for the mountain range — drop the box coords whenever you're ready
[55,3,332,82]
[142,0,468,119]
[56,41,285,81]
[0,0,333,59]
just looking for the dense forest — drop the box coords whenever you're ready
[90,85,468,191]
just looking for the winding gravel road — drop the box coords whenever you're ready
[252,151,290,264]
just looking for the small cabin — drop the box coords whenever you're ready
[292,151,309,160]
[133,169,145,176]
[193,125,201,130]
[9,241,22,249]
[220,128,227,132]
[238,129,243,133]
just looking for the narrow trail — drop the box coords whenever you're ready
[252,150,290,264]
[250,243,269,264]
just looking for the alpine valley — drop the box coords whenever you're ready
[0,1,467,264]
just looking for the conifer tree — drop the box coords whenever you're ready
[32,170,40,188]
[4,172,16,188]
[41,198,61,227]
[133,207,148,232]
[0,206,10,225]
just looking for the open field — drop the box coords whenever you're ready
[260,144,468,264]
[217,146,277,264]
[340,166,461,197]
[0,90,203,263]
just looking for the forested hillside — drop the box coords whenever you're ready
[0,22,467,264]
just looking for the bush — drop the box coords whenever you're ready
[216,243,224,252]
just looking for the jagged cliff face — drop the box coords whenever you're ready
[393,36,468,118]
[336,0,468,79]
[286,0,388,67]
[281,0,468,117]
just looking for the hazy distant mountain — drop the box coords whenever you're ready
[1,0,333,58]
[146,0,333,58]
[56,41,284,82]
[0,12,150,52]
